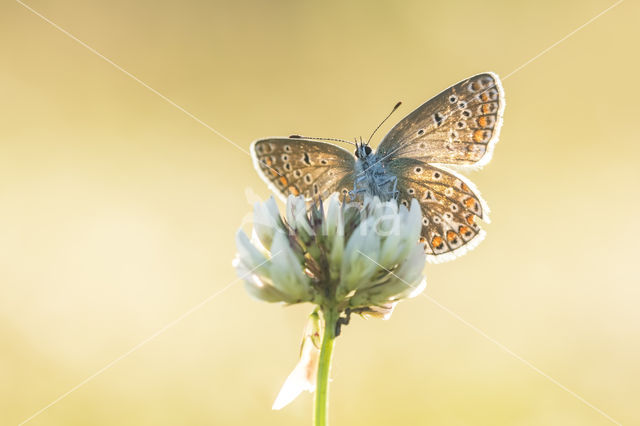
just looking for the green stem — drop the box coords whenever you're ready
[314,306,338,426]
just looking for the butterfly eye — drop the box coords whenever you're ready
[355,146,373,158]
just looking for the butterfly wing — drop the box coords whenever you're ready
[377,72,504,168]
[387,158,489,262]
[251,138,356,201]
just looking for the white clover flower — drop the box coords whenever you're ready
[234,194,426,311]
[233,193,427,411]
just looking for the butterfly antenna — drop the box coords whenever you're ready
[366,101,402,146]
[289,134,356,146]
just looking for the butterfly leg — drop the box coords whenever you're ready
[349,175,368,200]
[372,174,399,201]
[388,175,399,199]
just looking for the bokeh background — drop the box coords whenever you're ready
[2,0,639,425]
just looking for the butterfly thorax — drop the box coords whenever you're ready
[353,143,398,202]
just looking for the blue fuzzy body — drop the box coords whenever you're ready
[351,144,398,202]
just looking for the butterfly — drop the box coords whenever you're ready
[251,72,504,262]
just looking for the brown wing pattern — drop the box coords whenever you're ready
[251,138,356,201]
[387,158,489,262]
[377,72,504,168]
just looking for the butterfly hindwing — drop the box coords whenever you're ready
[251,138,356,201]
[387,158,489,262]
[377,72,504,168]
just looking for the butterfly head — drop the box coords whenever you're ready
[354,143,373,159]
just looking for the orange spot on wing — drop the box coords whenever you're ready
[461,182,470,192]
[431,236,444,249]
[279,176,288,186]
[477,116,488,127]
[264,157,273,166]
[481,92,489,102]
[288,186,300,196]
[459,225,471,236]
[464,198,476,208]
[473,130,487,142]
[446,231,457,242]
[481,104,491,114]
[466,214,475,225]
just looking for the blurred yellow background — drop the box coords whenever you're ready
[2,0,639,425]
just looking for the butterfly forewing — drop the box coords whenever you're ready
[387,158,489,261]
[377,72,504,168]
[251,138,356,201]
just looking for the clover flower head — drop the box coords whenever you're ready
[234,193,427,315]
